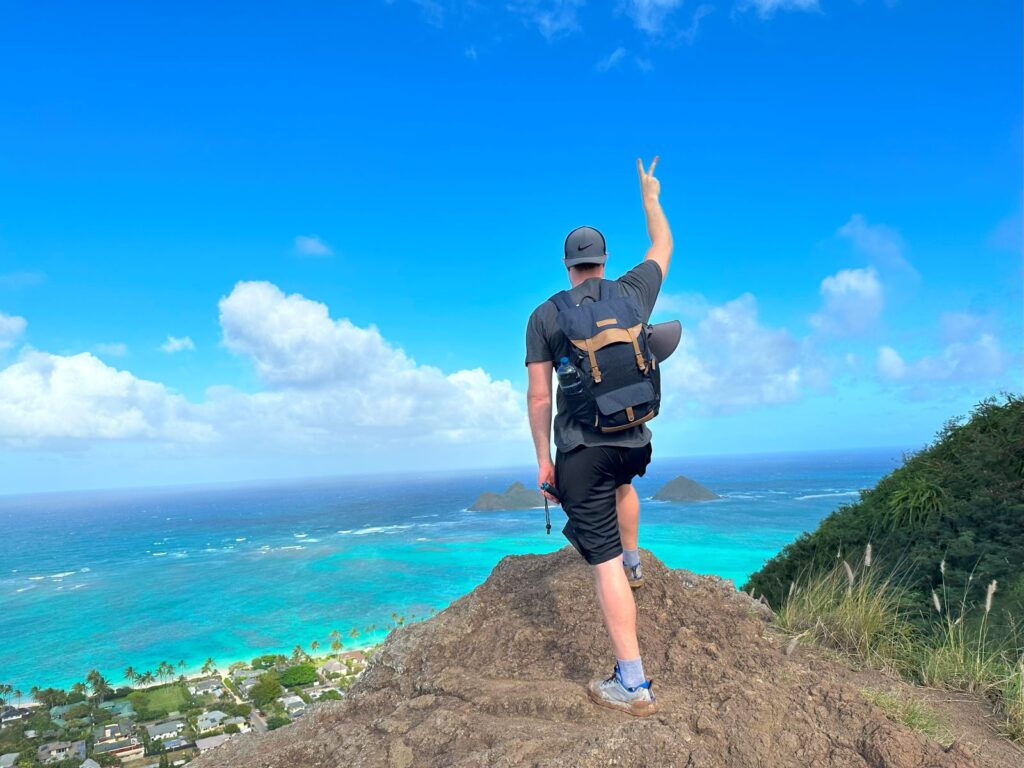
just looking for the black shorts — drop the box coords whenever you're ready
[554,443,653,566]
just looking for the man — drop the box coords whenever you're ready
[524,157,672,716]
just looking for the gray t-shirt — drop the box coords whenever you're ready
[525,260,663,454]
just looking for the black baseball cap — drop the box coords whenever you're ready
[563,226,608,268]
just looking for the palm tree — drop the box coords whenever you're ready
[0,683,11,706]
[310,640,320,656]
[349,627,359,640]
[291,645,307,663]
[87,670,112,703]
[141,671,155,686]
[124,667,138,686]
[177,659,186,675]
[201,658,217,676]
[70,682,87,697]
[329,629,343,653]
[30,686,40,703]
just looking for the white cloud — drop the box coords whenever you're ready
[662,293,820,411]
[508,0,584,39]
[0,312,27,350]
[810,267,883,335]
[939,311,991,344]
[876,335,1005,384]
[623,0,684,35]
[876,346,906,380]
[293,234,334,257]
[736,0,820,18]
[838,214,916,274]
[679,3,714,43]
[0,350,213,443]
[161,335,195,353]
[215,280,525,438]
[596,46,626,72]
[95,342,129,357]
[0,282,527,455]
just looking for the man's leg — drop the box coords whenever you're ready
[616,483,639,549]
[616,483,643,586]
[592,557,640,659]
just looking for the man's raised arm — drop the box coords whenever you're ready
[638,156,672,279]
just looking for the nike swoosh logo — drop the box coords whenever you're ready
[577,242,592,251]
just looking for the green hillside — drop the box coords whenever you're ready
[746,394,1024,629]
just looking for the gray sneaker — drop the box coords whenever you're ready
[587,667,658,717]
[624,561,645,590]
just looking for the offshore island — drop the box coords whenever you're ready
[653,475,721,502]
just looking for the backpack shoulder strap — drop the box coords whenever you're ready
[548,290,576,314]
[598,279,622,300]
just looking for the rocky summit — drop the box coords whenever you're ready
[194,548,976,768]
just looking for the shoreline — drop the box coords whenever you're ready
[6,638,385,707]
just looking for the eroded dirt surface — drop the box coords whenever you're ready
[195,547,981,767]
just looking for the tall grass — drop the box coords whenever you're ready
[773,546,1023,743]
[775,547,914,674]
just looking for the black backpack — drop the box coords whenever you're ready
[549,280,661,433]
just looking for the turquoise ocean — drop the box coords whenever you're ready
[0,448,904,693]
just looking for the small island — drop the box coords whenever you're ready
[469,482,543,512]
[653,475,720,502]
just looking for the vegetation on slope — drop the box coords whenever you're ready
[746,394,1024,630]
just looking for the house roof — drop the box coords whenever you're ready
[145,720,183,737]
[195,734,232,752]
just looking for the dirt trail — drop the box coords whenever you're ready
[194,547,984,767]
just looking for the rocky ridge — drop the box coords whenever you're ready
[194,548,976,768]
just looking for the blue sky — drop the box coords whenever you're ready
[0,1,1020,493]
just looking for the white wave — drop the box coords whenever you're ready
[344,524,414,536]
[80,567,91,572]
[235,537,247,542]
[415,537,429,542]
[28,576,45,581]
[294,533,308,538]
[171,552,189,558]
[152,552,167,557]
[302,538,321,543]
[278,545,305,551]
[70,584,86,590]
[50,571,76,579]
[795,491,859,501]
[15,586,33,593]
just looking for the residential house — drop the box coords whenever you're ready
[231,668,262,684]
[36,740,86,764]
[189,678,224,698]
[0,707,29,727]
[0,754,18,768]
[222,715,250,733]
[195,734,232,753]
[319,659,345,678]
[81,760,101,768]
[278,695,307,718]
[197,710,227,732]
[160,737,191,751]
[304,686,341,701]
[99,699,136,719]
[93,720,133,743]
[92,737,144,762]
[145,718,185,741]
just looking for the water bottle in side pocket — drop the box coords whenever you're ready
[556,356,584,397]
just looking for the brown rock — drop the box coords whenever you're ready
[192,548,977,768]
